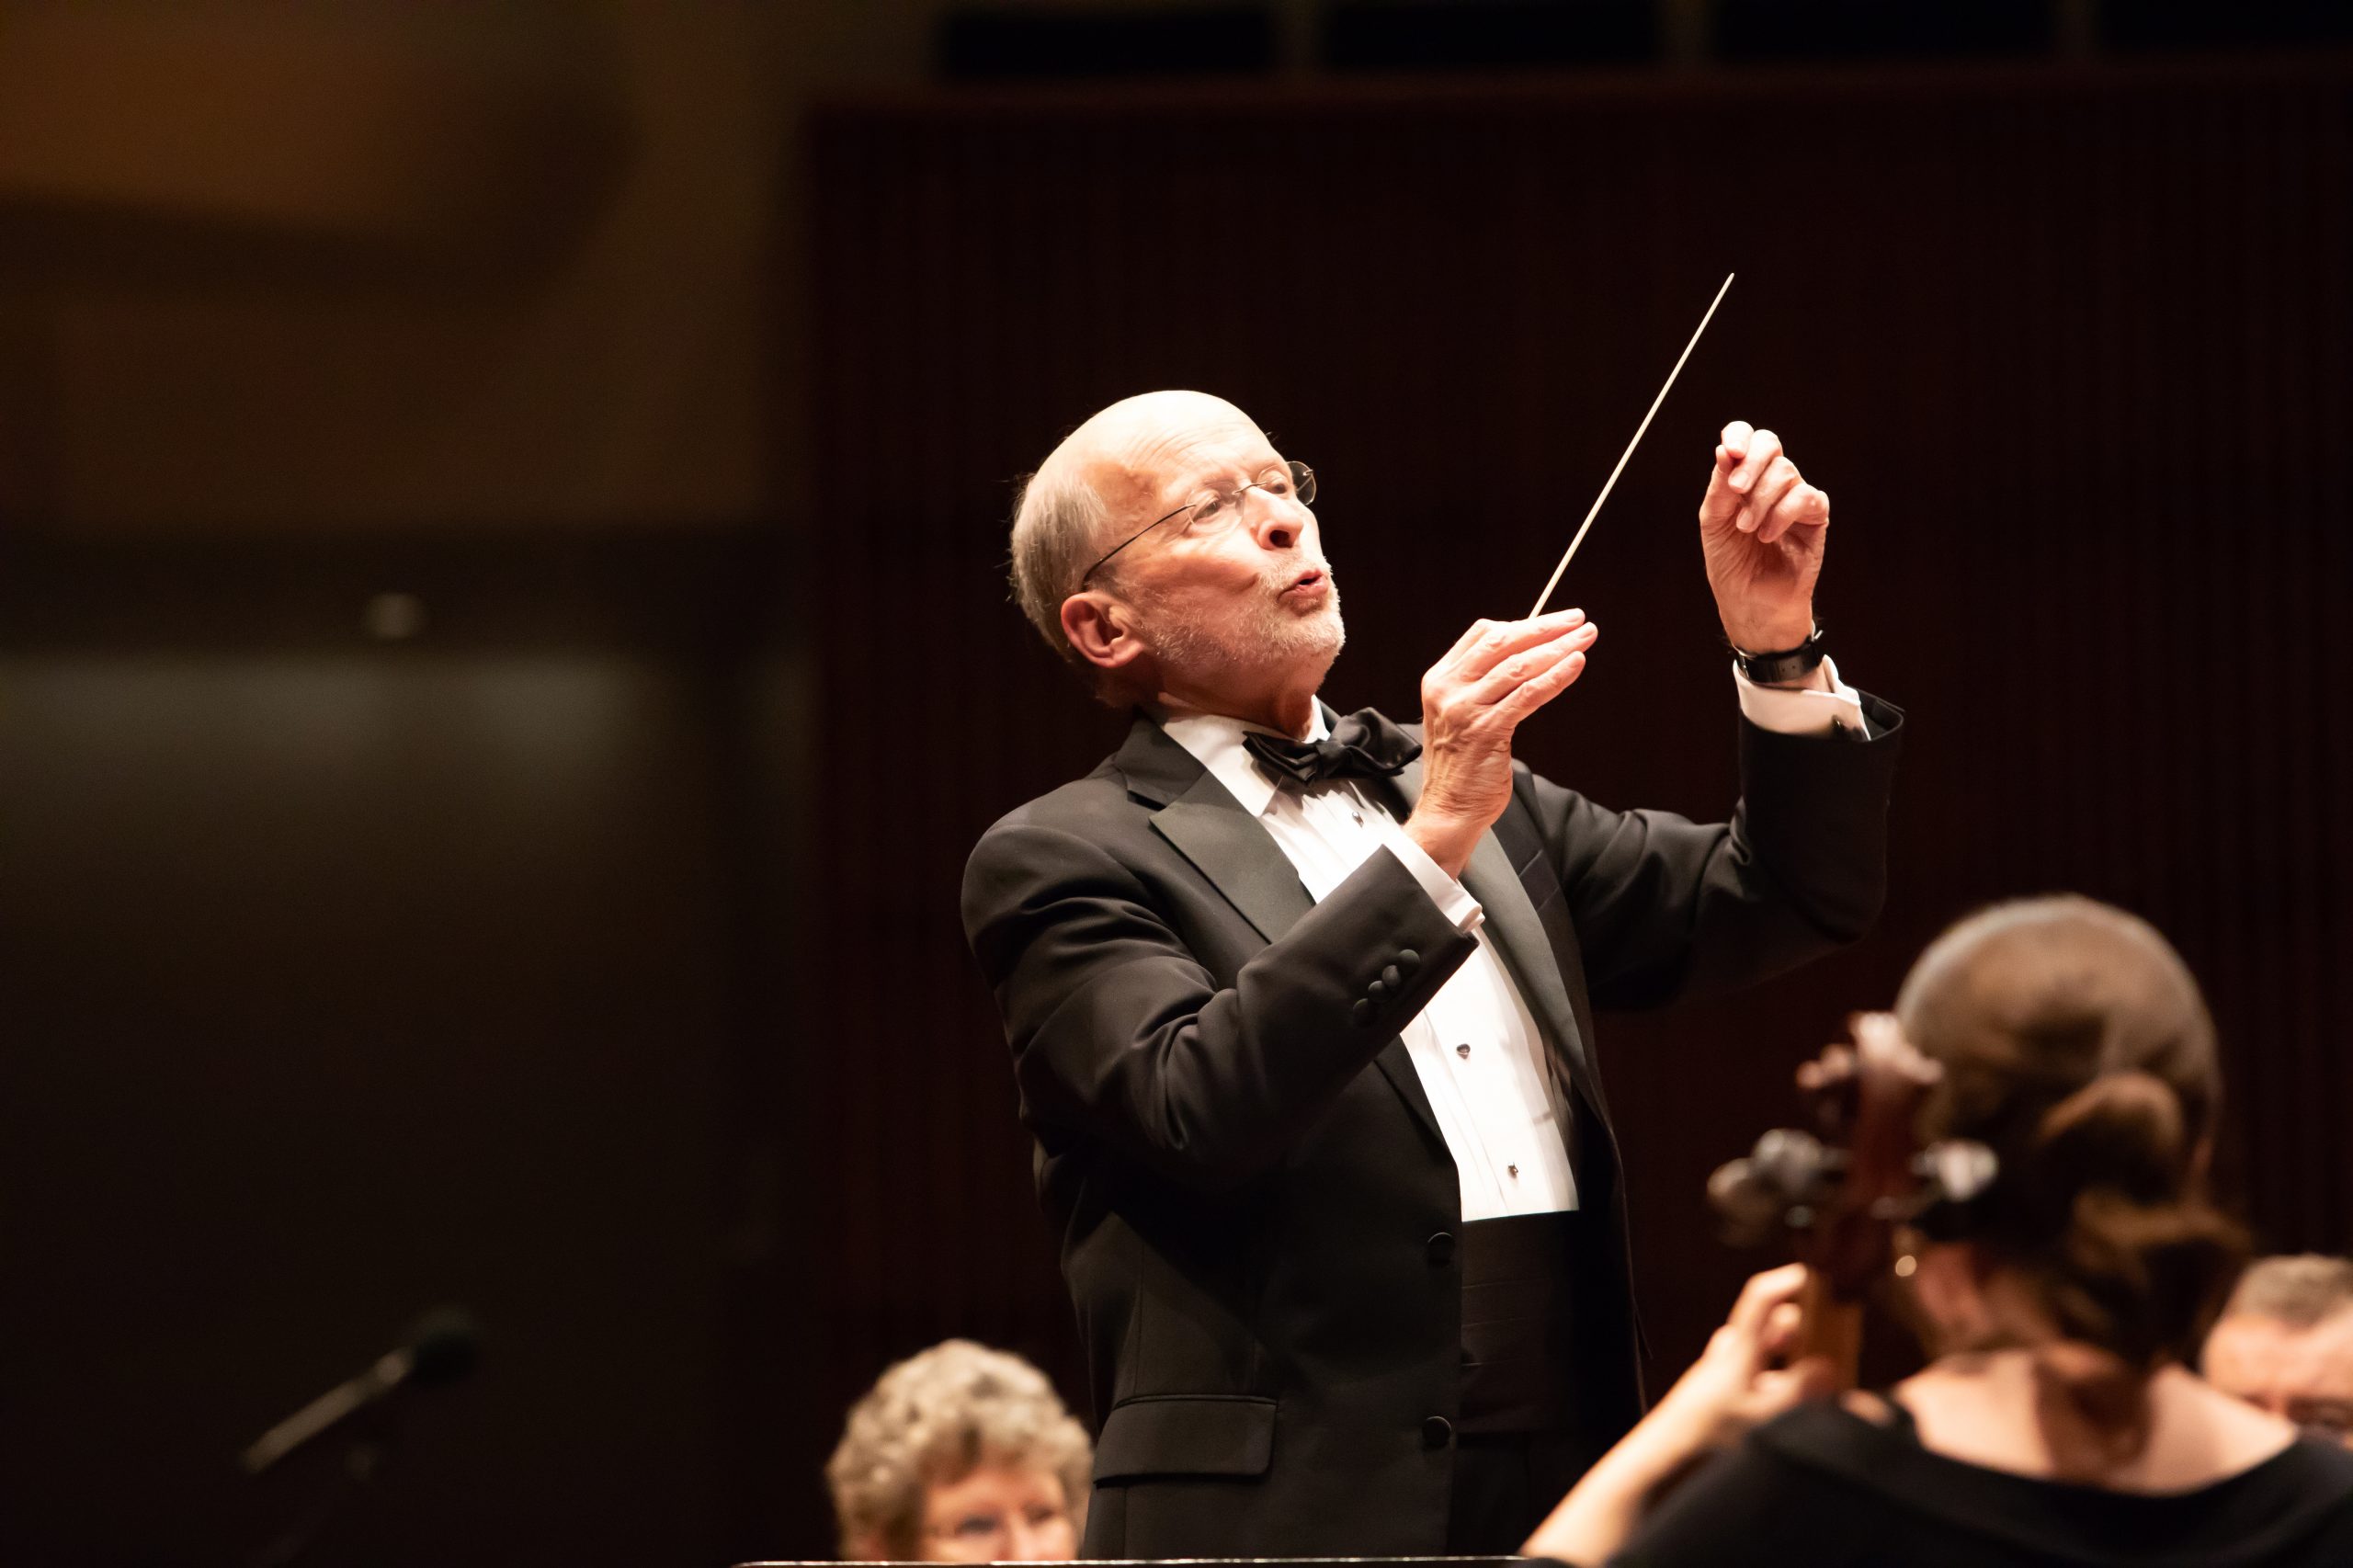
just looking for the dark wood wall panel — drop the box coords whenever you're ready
[806,55,2353,1463]
[0,538,783,1567]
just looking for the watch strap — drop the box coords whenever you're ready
[1733,625,1826,686]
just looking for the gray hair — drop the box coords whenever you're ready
[825,1338,1093,1558]
[1009,463,1109,664]
[2221,1254,2353,1330]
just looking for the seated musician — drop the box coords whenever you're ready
[825,1339,1091,1562]
[1523,895,2353,1566]
[2205,1255,2353,1449]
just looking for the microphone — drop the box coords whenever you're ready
[241,1308,482,1475]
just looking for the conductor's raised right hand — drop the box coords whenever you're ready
[1404,609,1597,878]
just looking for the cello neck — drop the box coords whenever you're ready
[1798,1266,1864,1391]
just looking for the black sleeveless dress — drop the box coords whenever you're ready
[1607,1399,2353,1568]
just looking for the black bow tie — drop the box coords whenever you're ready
[1242,708,1423,787]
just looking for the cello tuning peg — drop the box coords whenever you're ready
[1914,1139,1998,1205]
[1708,1156,1789,1246]
[1709,1128,1847,1241]
[1749,1127,1842,1200]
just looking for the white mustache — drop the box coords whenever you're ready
[1267,559,1334,590]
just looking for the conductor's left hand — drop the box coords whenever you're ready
[1699,421,1830,656]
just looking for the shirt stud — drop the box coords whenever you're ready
[1455,1043,1471,1060]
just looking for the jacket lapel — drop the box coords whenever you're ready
[1122,713,1446,1152]
[1150,769,1315,947]
[1462,829,1603,1122]
[1385,748,1604,1126]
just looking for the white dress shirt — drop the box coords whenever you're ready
[1155,662,1867,1221]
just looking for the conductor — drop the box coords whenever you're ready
[961,390,1904,1555]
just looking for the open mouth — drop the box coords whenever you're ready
[1283,567,1327,596]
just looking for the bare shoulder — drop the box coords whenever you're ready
[2148,1366,2301,1476]
[1889,1358,2001,1451]
[1890,1358,2301,1492]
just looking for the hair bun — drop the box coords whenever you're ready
[1894,898,2244,1377]
[2051,1187,2246,1368]
[2018,1072,2246,1367]
[2033,1070,2187,1205]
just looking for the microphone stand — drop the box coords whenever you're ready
[239,1307,478,1565]
[245,1416,393,1568]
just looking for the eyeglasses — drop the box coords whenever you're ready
[1077,460,1317,586]
[927,1502,1075,1557]
[2295,1405,2353,1446]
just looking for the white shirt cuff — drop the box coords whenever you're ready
[1733,654,1870,740]
[1383,835,1484,934]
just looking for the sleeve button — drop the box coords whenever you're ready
[1394,949,1420,973]
[1352,998,1380,1027]
[1381,964,1402,988]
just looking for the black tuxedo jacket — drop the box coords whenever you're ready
[961,696,1903,1557]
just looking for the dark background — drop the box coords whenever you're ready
[2,4,2347,1565]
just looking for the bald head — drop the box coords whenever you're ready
[1061,390,1260,473]
[1009,392,1268,662]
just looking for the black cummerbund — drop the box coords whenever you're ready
[1456,1209,1590,1434]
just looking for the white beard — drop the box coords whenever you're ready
[1137,572,1347,693]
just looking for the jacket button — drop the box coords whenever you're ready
[1381,963,1402,988]
[1367,978,1388,1001]
[1422,1415,1453,1449]
[1352,998,1380,1027]
[1394,948,1420,974]
[1426,1231,1455,1266]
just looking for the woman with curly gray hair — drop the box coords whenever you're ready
[827,1340,1093,1562]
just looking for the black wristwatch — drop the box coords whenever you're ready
[1733,625,1826,686]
